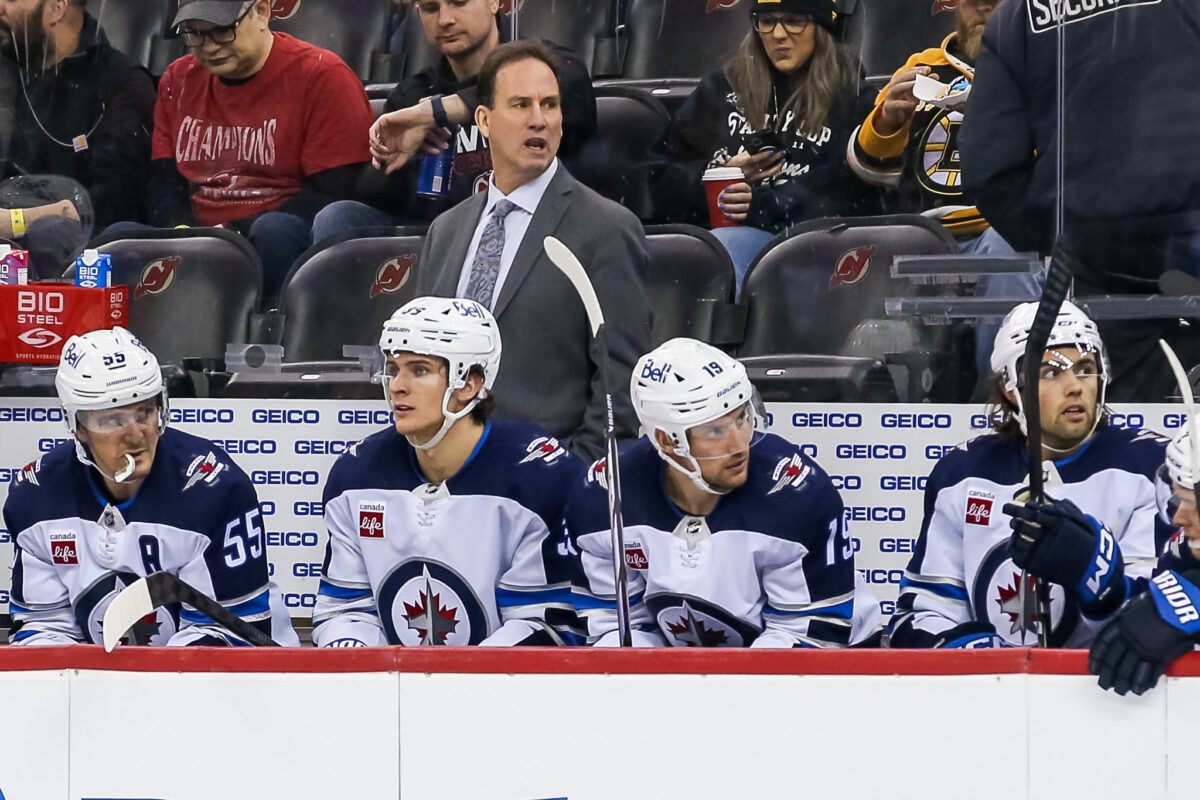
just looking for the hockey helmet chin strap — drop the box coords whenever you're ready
[409,390,482,452]
[1010,347,1106,456]
[664,448,729,497]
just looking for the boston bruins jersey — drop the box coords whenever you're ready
[312,421,584,647]
[566,435,881,648]
[891,426,1174,648]
[4,428,299,647]
[847,34,987,237]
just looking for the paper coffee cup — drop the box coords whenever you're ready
[702,166,744,229]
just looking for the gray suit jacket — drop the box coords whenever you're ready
[416,165,652,460]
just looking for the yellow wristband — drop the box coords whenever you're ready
[10,208,25,237]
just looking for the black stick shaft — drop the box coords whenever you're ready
[147,572,279,647]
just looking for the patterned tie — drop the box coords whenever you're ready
[463,199,518,308]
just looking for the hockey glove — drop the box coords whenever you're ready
[1088,569,1200,696]
[931,620,1008,649]
[1003,496,1127,616]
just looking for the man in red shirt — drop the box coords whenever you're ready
[136,0,373,303]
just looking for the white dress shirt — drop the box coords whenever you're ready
[455,159,560,309]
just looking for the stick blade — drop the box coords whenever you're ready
[102,576,154,652]
[543,236,604,336]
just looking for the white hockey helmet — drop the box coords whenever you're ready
[55,326,168,479]
[631,338,761,494]
[1156,417,1200,525]
[989,300,1108,435]
[378,297,502,450]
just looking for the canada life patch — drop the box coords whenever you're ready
[624,539,649,570]
[50,532,78,565]
[965,489,994,526]
[359,504,385,538]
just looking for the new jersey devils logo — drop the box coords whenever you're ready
[931,0,957,14]
[829,246,875,288]
[370,255,415,298]
[270,0,302,20]
[498,0,525,13]
[706,0,743,10]
[134,256,182,298]
[473,170,493,195]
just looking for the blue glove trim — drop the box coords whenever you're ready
[1075,515,1120,605]
[1149,571,1200,637]
[941,632,1008,649]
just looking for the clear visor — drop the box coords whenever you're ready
[686,390,767,461]
[76,399,160,435]
[1155,462,1196,526]
[1036,347,1102,383]
[375,355,448,387]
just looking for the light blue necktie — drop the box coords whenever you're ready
[463,199,518,308]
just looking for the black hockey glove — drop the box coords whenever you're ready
[931,620,1007,649]
[1088,569,1200,696]
[1003,496,1127,616]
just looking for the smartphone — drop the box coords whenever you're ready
[742,131,782,155]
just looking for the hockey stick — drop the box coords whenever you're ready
[543,235,633,647]
[1159,339,1200,514]
[1021,240,1075,647]
[103,571,278,651]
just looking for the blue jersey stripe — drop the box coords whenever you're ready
[899,576,969,602]
[317,580,373,601]
[495,586,572,607]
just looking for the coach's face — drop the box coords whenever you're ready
[476,57,562,194]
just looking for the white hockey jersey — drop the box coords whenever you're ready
[4,429,299,647]
[890,426,1173,648]
[312,421,585,647]
[566,435,882,648]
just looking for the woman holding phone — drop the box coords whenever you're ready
[653,0,878,287]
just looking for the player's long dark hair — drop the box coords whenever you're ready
[723,24,857,137]
[468,365,494,425]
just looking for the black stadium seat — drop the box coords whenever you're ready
[575,84,670,206]
[511,0,613,75]
[843,0,959,80]
[643,224,741,347]
[88,0,174,70]
[276,229,425,362]
[269,0,393,81]
[620,0,748,80]
[74,228,263,365]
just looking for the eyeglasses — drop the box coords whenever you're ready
[177,4,253,48]
[752,13,812,35]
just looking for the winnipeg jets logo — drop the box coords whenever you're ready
[17,456,42,486]
[995,572,1046,636]
[829,246,875,288]
[183,452,224,492]
[402,566,460,645]
[120,611,164,646]
[768,454,810,495]
[370,255,416,298]
[17,327,61,349]
[586,457,609,490]
[134,255,182,298]
[519,436,567,464]
[662,602,730,647]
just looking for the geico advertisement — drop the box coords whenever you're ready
[0,400,1171,619]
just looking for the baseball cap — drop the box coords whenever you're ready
[172,0,250,28]
[750,0,838,33]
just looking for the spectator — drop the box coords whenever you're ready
[961,0,1200,401]
[0,0,155,278]
[312,0,596,241]
[648,0,879,288]
[127,0,373,304]
[412,40,651,461]
[846,0,1032,379]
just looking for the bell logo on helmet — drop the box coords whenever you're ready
[830,246,875,288]
[370,255,415,298]
[134,256,182,298]
[639,359,673,384]
[17,327,62,349]
[271,0,302,19]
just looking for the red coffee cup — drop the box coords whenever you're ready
[702,167,743,229]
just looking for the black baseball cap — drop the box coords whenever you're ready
[172,0,250,28]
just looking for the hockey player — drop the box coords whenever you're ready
[1088,419,1200,695]
[312,297,583,647]
[4,327,298,646]
[890,301,1173,648]
[567,338,881,648]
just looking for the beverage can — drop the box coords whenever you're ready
[417,144,455,198]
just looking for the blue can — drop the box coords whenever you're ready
[416,144,454,198]
[75,249,112,288]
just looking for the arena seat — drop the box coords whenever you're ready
[574,84,670,206]
[269,0,393,81]
[643,224,741,347]
[275,229,425,362]
[843,0,959,80]
[739,214,967,400]
[510,0,614,75]
[74,228,263,366]
[619,0,748,80]
[87,0,174,70]
[397,6,441,80]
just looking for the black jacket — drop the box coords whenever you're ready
[4,13,156,231]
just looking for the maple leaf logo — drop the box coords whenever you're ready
[996,572,1044,635]
[664,604,729,647]
[403,571,459,645]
